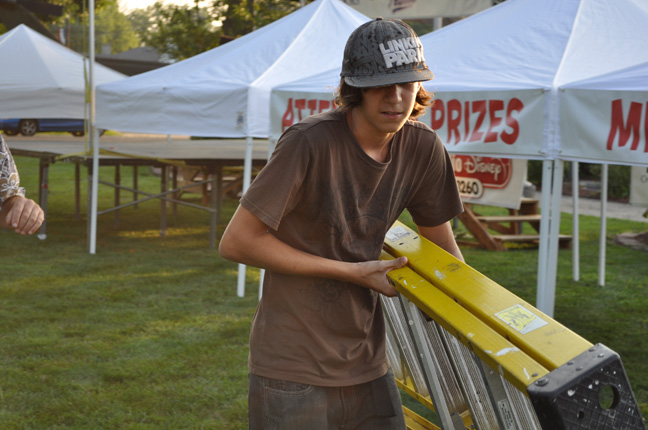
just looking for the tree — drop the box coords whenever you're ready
[57,2,139,54]
[127,0,306,61]
[216,0,305,43]
[94,2,140,53]
[128,1,222,61]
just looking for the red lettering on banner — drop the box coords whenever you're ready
[281,98,295,132]
[469,100,486,142]
[485,99,504,142]
[447,99,462,143]
[431,100,445,130]
[606,99,646,152]
[430,97,524,145]
[464,101,470,138]
[502,98,523,145]
[281,97,337,132]
[295,99,306,121]
[451,155,512,189]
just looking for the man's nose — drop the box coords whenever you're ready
[384,85,403,102]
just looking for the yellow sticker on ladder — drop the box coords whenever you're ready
[495,304,548,335]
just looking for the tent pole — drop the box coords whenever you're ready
[545,159,564,318]
[536,160,553,313]
[572,161,579,281]
[598,164,608,287]
[88,0,98,254]
[257,137,277,300]
[236,136,254,297]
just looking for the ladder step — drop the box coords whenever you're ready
[476,215,542,223]
[493,234,571,243]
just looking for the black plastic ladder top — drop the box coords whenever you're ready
[528,343,646,430]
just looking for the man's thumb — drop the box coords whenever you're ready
[392,256,408,269]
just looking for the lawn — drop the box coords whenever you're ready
[1,154,646,428]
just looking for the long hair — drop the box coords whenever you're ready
[334,78,434,120]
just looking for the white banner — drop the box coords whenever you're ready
[451,155,527,209]
[630,165,648,207]
[270,89,338,141]
[341,0,492,19]
[560,89,648,166]
[271,89,547,160]
[418,89,547,159]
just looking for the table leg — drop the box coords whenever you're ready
[160,165,167,237]
[114,165,120,228]
[38,158,49,239]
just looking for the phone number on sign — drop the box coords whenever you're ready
[456,177,483,198]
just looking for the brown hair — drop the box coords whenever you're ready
[334,78,434,120]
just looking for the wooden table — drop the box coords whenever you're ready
[7,135,269,249]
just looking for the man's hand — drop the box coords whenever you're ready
[0,196,44,235]
[352,256,408,297]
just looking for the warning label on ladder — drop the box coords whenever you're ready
[495,304,548,335]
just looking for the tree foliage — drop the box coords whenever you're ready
[57,1,139,54]
[128,1,222,61]
[216,0,302,42]
[127,0,306,61]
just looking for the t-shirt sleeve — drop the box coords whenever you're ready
[406,134,463,227]
[240,128,310,231]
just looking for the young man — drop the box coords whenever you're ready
[0,135,44,235]
[219,18,463,429]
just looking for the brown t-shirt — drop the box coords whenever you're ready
[241,109,462,387]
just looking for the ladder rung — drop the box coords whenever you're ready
[493,234,571,243]
[476,215,542,223]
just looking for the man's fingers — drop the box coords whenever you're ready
[394,256,408,268]
[7,197,25,229]
[21,205,43,235]
[385,256,408,271]
[7,199,44,235]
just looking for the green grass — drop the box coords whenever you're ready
[1,155,647,428]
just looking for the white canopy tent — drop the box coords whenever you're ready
[269,0,648,317]
[96,0,370,294]
[559,60,648,287]
[0,24,126,119]
[96,0,368,138]
[560,61,648,167]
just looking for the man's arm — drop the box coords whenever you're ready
[0,196,44,235]
[416,221,464,262]
[219,204,407,296]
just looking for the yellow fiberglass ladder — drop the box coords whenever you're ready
[380,221,646,430]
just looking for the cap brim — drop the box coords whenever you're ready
[343,69,434,88]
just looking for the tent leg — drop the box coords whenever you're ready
[75,163,81,220]
[236,136,255,298]
[536,160,553,313]
[598,164,608,287]
[572,162,579,281]
[544,159,564,318]
[38,158,49,240]
[89,130,100,254]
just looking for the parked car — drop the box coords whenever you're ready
[0,118,104,137]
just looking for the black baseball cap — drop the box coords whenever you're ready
[341,18,434,88]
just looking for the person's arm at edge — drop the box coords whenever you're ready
[219,204,407,297]
[416,221,464,263]
[0,195,44,235]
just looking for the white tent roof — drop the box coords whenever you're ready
[271,0,648,162]
[0,24,126,119]
[562,61,648,91]
[418,0,648,160]
[420,0,648,92]
[559,59,648,166]
[96,0,369,138]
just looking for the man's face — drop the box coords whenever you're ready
[355,82,419,136]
